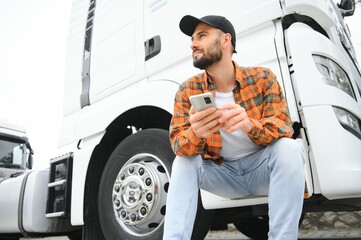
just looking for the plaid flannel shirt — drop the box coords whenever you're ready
[169,62,294,163]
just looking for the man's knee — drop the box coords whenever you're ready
[172,155,203,174]
[268,138,305,170]
[168,155,203,194]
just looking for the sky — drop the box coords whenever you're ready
[0,0,72,168]
[0,1,360,169]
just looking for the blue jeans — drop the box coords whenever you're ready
[163,138,305,240]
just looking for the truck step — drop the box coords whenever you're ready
[46,153,73,218]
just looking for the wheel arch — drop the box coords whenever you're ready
[282,13,329,39]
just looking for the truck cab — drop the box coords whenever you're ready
[0,120,79,239]
[61,0,361,239]
[0,119,33,182]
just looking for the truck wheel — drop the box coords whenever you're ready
[234,216,269,240]
[67,230,82,240]
[98,128,213,239]
[98,129,173,240]
[234,213,305,239]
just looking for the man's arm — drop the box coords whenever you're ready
[247,70,293,146]
[218,69,293,146]
[169,88,223,156]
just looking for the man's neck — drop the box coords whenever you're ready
[206,59,235,93]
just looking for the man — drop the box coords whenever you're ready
[163,15,305,240]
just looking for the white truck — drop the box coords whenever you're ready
[1,0,360,239]
[0,119,33,182]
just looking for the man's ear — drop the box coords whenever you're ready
[223,33,232,50]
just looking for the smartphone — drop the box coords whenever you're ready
[189,92,216,112]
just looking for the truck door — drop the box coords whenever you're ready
[143,0,280,82]
[87,0,145,104]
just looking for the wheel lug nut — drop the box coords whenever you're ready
[146,193,152,201]
[120,173,125,180]
[130,214,137,222]
[145,178,152,186]
[140,207,147,215]
[138,168,144,175]
[129,167,134,174]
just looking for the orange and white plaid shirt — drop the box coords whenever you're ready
[169,62,294,164]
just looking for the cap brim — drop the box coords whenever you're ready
[179,15,203,36]
[179,15,237,53]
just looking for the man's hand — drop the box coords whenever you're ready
[218,103,253,133]
[189,106,224,139]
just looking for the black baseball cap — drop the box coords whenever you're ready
[179,15,237,53]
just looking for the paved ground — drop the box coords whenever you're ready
[21,225,361,239]
[205,224,361,239]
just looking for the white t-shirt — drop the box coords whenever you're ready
[215,91,262,160]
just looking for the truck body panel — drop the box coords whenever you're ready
[0,175,23,232]
[70,131,104,225]
[22,169,52,233]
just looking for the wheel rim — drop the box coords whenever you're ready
[112,153,170,237]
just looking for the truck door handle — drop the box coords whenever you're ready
[145,35,161,61]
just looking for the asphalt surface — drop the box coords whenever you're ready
[205,225,361,239]
[21,225,361,240]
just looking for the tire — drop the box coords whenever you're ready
[98,129,174,240]
[0,234,21,240]
[234,213,305,240]
[67,230,82,240]
[234,215,269,240]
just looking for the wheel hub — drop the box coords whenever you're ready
[122,176,143,207]
[113,162,157,226]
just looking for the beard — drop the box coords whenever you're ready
[193,38,222,70]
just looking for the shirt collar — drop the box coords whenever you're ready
[203,61,245,90]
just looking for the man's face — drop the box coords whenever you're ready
[191,23,223,70]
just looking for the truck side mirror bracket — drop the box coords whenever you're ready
[27,154,33,169]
